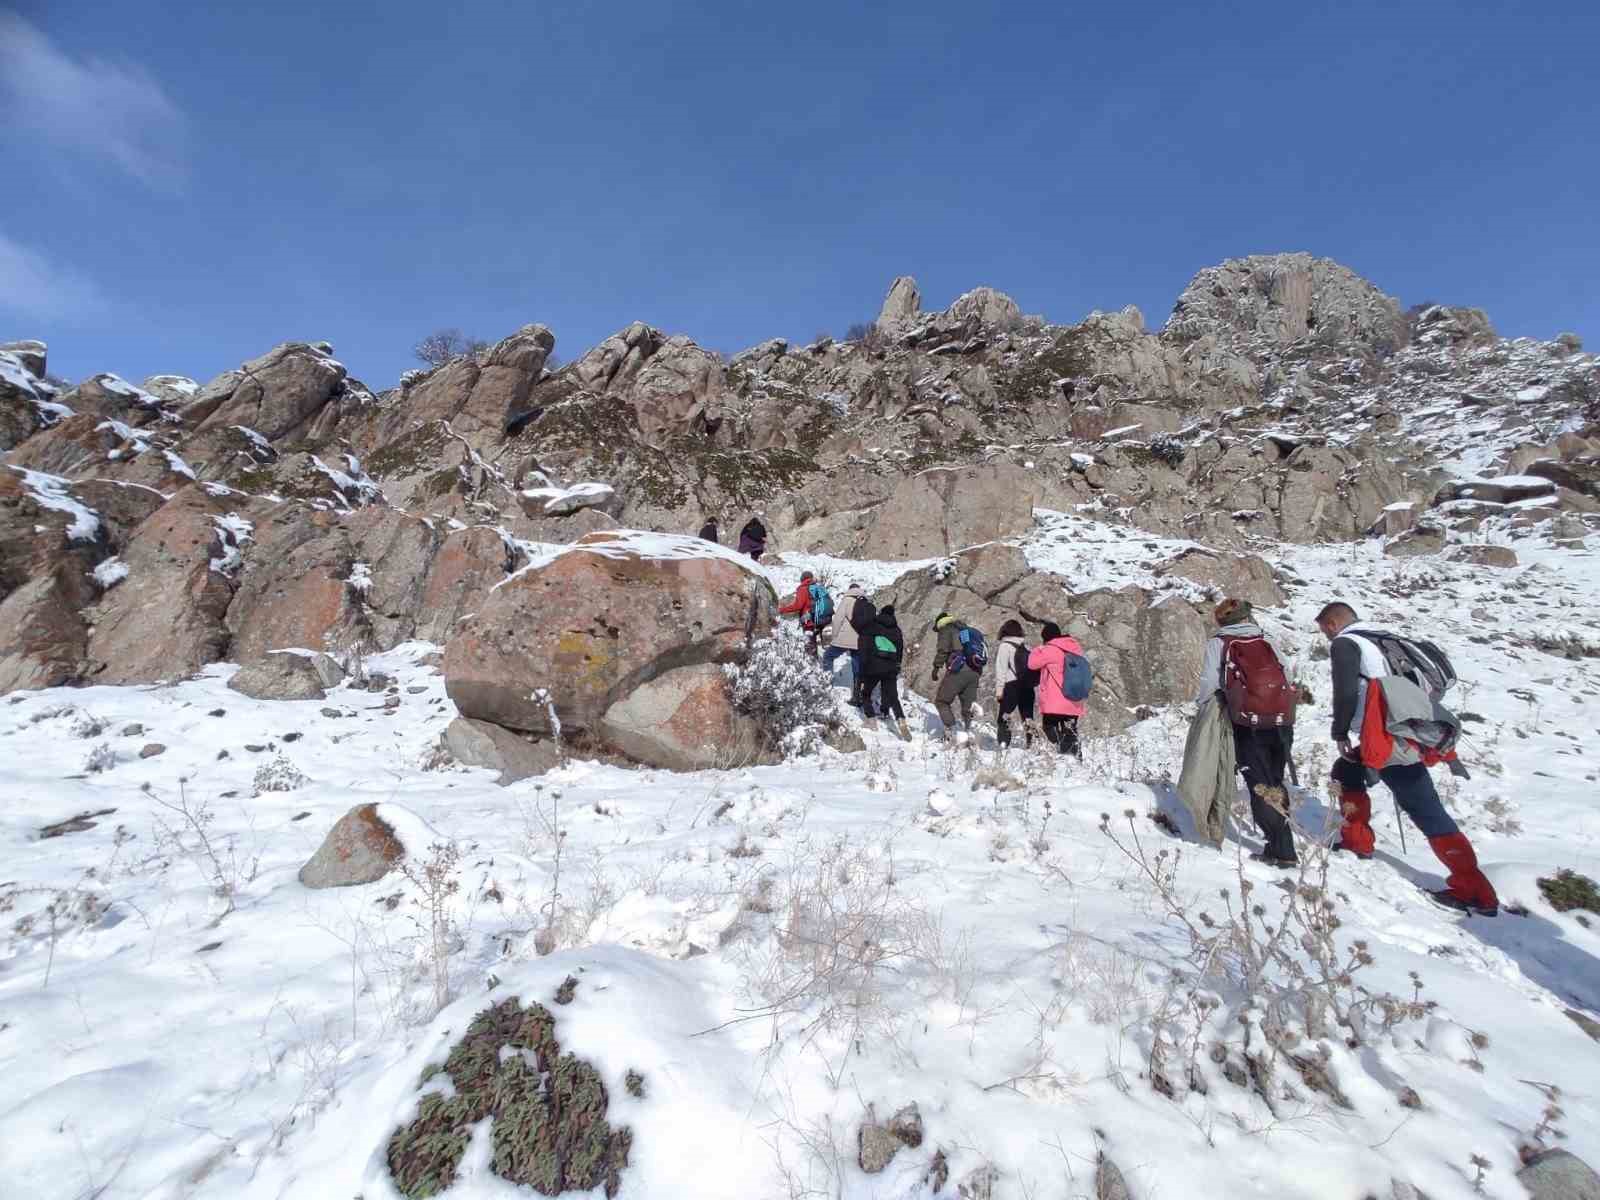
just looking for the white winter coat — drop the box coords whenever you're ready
[829,588,866,650]
[993,635,1027,698]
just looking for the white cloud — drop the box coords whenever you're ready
[0,11,186,185]
[0,231,107,321]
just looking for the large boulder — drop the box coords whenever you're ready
[228,650,346,701]
[298,803,405,888]
[188,342,349,443]
[443,531,778,746]
[598,662,768,770]
[1517,1150,1600,1200]
[944,286,1021,331]
[1153,548,1285,606]
[862,463,1040,559]
[85,487,240,684]
[441,717,561,785]
[1166,252,1408,355]
[0,570,94,692]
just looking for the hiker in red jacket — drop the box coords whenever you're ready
[1317,601,1499,917]
[778,570,822,658]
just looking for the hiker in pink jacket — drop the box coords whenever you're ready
[1027,621,1086,757]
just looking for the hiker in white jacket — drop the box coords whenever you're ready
[992,618,1035,748]
[822,583,867,705]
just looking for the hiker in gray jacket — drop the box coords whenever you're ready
[822,583,867,705]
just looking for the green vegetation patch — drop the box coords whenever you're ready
[386,997,633,1198]
[995,327,1097,409]
[1538,869,1600,915]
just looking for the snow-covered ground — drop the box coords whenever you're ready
[3,514,1599,1200]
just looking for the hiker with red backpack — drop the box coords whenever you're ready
[992,619,1037,748]
[930,612,987,738]
[1197,598,1299,867]
[1316,602,1498,917]
[778,570,832,659]
[1027,621,1091,757]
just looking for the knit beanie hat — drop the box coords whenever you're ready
[1214,597,1252,626]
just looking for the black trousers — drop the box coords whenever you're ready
[996,682,1035,746]
[1234,725,1295,861]
[1041,714,1081,757]
[862,674,904,720]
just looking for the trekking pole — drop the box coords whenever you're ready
[1394,798,1408,854]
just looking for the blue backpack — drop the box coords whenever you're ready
[950,624,988,672]
[807,582,834,624]
[1059,650,1093,701]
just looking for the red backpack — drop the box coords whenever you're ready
[1218,635,1297,727]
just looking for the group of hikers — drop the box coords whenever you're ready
[696,518,1500,918]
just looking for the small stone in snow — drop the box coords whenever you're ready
[139,743,166,758]
[216,749,230,761]
[244,743,267,753]
[207,708,225,717]
[121,723,144,737]
[320,708,344,719]
[406,685,427,694]
[283,731,302,742]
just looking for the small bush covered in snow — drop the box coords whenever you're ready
[84,743,117,774]
[724,629,842,755]
[385,996,633,1198]
[253,755,309,794]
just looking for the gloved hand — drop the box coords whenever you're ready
[930,668,940,682]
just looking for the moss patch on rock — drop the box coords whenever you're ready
[386,996,633,1198]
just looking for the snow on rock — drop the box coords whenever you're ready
[92,557,129,589]
[208,512,253,575]
[95,418,153,456]
[8,467,102,541]
[347,561,374,595]
[162,449,197,479]
[518,480,616,516]
[310,453,383,508]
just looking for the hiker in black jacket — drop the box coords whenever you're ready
[698,517,718,543]
[851,599,910,741]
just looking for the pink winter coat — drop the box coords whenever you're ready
[1028,635,1088,717]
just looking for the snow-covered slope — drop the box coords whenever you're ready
[2,518,1599,1200]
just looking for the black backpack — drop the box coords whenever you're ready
[1015,642,1041,690]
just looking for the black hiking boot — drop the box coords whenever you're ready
[1427,890,1499,918]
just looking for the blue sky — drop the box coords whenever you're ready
[3,0,1597,390]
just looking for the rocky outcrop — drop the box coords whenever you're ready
[1166,252,1408,356]
[876,276,922,333]
[85,487,239,684]
[944,286,1021,331]
[443,532,777,753]
[878,543,1210,734]
[186,342,351,443]
[299,803,405,888]
[862,463,1041,560]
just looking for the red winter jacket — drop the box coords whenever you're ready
[1027,635,1088,717]
[779,581,814,628]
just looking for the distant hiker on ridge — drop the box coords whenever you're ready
[738,516,767,561]
[1317,601,1499,916]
